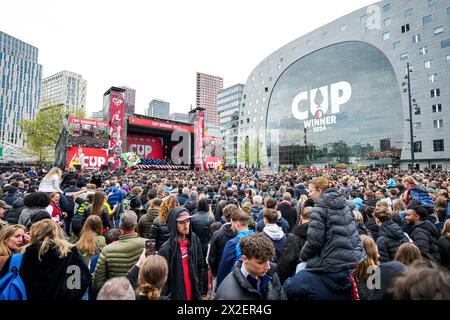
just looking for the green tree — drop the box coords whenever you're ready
[20,104,86,162]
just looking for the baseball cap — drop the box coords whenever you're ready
[0,200,12,210]
[176,210,192,222]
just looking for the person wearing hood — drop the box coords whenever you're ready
[184,190,198,215]
[256,198,290,234]
[405,201,441,262]
[216,210,254,289]
[278,193,297,232]
[261,209,286,264]
[215,233,286,300]
[208,204,238,285]
[277,207,311,285]
[290,177,366,299]
[158,206,204,300]
[374,207,408,263]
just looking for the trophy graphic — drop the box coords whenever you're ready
[314,88,324,119]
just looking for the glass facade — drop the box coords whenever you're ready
[266,41,404,167]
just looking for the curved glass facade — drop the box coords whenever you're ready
[266,41,404,167]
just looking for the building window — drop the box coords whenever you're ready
[428,74,437,83]
[414,141,422,153]
[413,122,422,130]
[425,60,432,69]
[340,24,347,32]
[447,55,450,63]
[383,32,390,40]
[419,46,428,55]
[434,26,444,36]
[423,15,432,26]
[448,7,450,16]
[414,106,421,115]
[440,38,450,49]
[400,52,409,61]
[434,119,444,128]
[412,34,421,43]
[265,87,268,92]
[428,0,438,8]
[393,41,401,49]
[432,104,442,112]
[431,88,440,97]
[404,8,413,17]
[383,3,391,12]
[401,24,410,33]
[384,18,392,27]
[360,15,367,24]
[433,139,444,152]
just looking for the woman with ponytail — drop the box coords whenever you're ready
[136,254,169,300]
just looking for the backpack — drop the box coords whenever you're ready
[0,254,27,300]
[409,186,435,210]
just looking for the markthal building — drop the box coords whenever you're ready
[238,0,450,170]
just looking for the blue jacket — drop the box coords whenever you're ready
[106,187,125,207]
[283,269,353,300]
[177,194,189,206]
[216,229,254,288]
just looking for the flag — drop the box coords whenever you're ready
[122,152,141,167]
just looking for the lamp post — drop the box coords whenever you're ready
[402,62,415,170]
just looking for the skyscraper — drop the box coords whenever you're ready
[218,84,244,166]
[147,99,170,118]
[0,31,42,146]
[41,70,87,112]
[118,86,136,116]
[196,72,223,127]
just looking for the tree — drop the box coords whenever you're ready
[20,104,86,162]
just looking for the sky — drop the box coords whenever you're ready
[1,0,377,116]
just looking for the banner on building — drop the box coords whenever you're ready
[128,116,194,133]
[194,111,205,168]
[67,147,108,169]
[204,156,223,171]
[126,134,164,159]
[108,91,125,171]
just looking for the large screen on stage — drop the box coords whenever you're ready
[67,117,110,149]
[66,147,108,169]
[126,134,164,159]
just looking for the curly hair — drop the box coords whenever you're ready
[239,233,275,262]
[23,192,51,208]
[159,195,179,223]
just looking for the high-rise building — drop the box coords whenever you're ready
[147,99,170,118]
[218,84,244,166]
[118,86,136,116]
[0,31,42,146]
[41,70,87,112]
[167,112,190,123]
[196,72,223,127]
[90,110,103,121]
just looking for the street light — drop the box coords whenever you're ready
[402,62,415,169]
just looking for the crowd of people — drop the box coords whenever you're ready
[0,165,449,300]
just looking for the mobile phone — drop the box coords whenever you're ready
[145,239,156,256]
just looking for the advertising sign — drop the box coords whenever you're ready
[126,134,164,159]
[108,91,125,171]
[194,111,205,168]
[67,147,108,169]
[67,116,109,149]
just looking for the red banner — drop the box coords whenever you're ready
[67,147,108,169]
[68,116,109,128]
[128,116,194,133]
[204,156,223,171]
[108,91,125,171]
[194,111,205,167]
[126,134,164,159]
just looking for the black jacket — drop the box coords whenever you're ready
[215,259,286,300]
[356,221,371,236]
[365,218,379,241]
[4,197,24,224]
[377,220,408,263]
[215,197,239,221]
[158,207,204,300]
[410,220,441,262]
[278,202,297,232]
[277,222,309,284]
[300,188,366,272]
[190,211,215,258]
[149,216,171,251]
[0,243,90,300]
[437,236,450,270]
[208,222,235,276]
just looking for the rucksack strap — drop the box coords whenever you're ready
[9,254,23,273]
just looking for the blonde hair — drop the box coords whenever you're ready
[76,215,103,256]
[354,210,364,223]
[395,243,422,266]
[392,199,406,214]
[159,196,179,223]
[43,167,62,181]
[435,196,447,212]
[0,225,26,256]
[403,176,417,186]
[22,220,72,261]
[309,177,334,191]
[138,255,168,300]
[242,201,252,215]
[354,235,379,283]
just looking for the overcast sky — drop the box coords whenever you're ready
[1,0,376,115]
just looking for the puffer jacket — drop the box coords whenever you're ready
[300,188,366,272]
[410,220,441,262]
[190,210,215,257]
[93,232,146,289]
[138,208,160,239]
[149,216,171,251]
[376,220,408,263]
[5,197,25,224]
[18,207,46,226]
[215,259,286,300]
[105,186,125,207]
